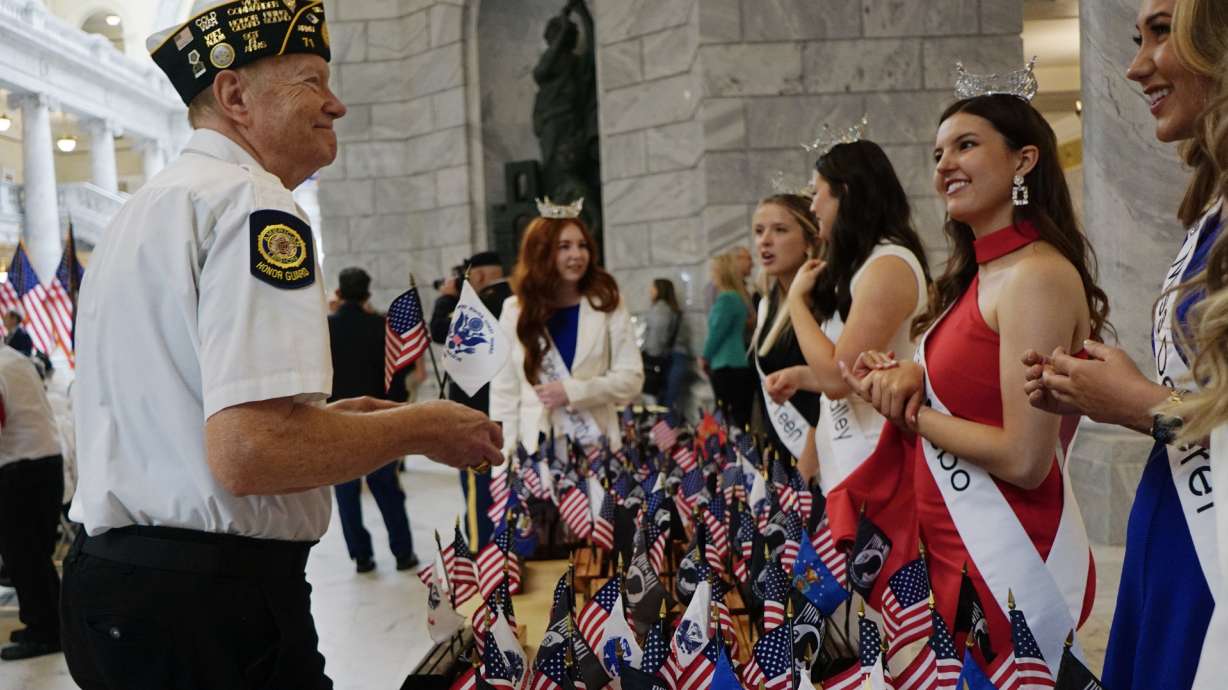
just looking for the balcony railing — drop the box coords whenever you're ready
[0,180,127,252]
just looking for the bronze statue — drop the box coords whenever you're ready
[532,0,602,240]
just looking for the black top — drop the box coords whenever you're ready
[754,297,821,452]
[5,326,33,357]
[428,279,514,412]
[328,302,410,403]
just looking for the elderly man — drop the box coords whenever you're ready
[61,3,502,688]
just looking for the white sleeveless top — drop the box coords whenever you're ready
[814,243,928,492]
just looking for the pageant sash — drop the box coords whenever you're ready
[1154,203,1225,689]
[915,330,1089,674]
[752,299,811,459]
[816,313,879,493]
[1196,426,1228,690]
[540,339,604,449]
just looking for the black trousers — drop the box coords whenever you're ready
[61,527,332,690]
[0,455,63,644]
[710,366,757,430]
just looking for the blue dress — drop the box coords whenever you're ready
[547,304,581,371]
[1103,212,1222,689]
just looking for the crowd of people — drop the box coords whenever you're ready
[0,0,1225,689]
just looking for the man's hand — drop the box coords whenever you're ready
[534,381,570,410]
[409,400,504,470]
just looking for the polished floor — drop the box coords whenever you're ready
[1,455,1121,689]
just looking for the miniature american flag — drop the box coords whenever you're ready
[641,617,670,677]
[576,575,623,652]
[592,487,617,553]
[488,467,511,526]
[651,416,678,451]
[882,558,932,659]
[744,621,793,690]
[0,244,56,355]
[760,560,792,632]
[559,485,593,540]
[448,524,481,605]
[990,606,1055,690]
[811,517,848,586]
[384,284,430,391]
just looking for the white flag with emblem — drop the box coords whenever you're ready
[442,280,511,397]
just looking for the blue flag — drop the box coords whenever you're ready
[712,645,746,690]
[791,529,851,616]
[957,648,997,690]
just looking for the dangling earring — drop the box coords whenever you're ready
[1012,175,1029,207]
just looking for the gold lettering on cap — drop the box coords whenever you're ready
[195,11,218,31]
[203,28,226,47]
[262,9,290,24]
[229,14,260,33]
[244,30,268,53]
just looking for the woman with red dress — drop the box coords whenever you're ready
[827,84,1108,677]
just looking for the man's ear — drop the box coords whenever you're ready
[211,70,251,127]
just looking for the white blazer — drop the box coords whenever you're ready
[489,296,645,456]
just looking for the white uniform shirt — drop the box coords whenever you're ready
[0,345,61,469]
[70,129,333,541]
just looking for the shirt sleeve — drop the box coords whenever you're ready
[197,171,333,419]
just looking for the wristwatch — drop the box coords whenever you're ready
[1150,388,1186,445]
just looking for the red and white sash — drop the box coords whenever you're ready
[914,324,1090,674]
[1155,202,1225,689]
[753,298,812,459]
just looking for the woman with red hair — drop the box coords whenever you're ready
[489,206,644,457]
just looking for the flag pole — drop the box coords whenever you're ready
[409,273,447,398]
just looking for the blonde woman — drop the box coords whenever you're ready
[1022,0,1228,685]
[701,253,754,429]
[751,194,824,475]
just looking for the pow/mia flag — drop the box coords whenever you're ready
[626,527,669,636]
[849,514,892,598]
[789,590,827,679]
[955,568,995,663]
[675,522,708,604]
[1055,640,1104,690]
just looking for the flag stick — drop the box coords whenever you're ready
[435,529,456,610]
[409,273,447,397]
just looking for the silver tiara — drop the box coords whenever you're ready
[769,170,815,198]
[802,114,868,156]
[536,196,584,219]
[954,57,1039,102]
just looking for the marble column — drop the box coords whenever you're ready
[1073,0,1188,545]
[10,92,62,279]
[140,138,166,182]
[85,118,119,195]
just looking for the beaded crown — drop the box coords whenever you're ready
[535,197,584,220]
[803,115,869,157]
[954,57,1039,102]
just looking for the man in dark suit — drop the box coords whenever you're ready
[329,268,419,573]
[3,311,33,357]
[429,252,513,549]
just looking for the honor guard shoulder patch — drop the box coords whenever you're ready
[249,209,316,289]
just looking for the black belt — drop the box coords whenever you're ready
[76,525,315,578]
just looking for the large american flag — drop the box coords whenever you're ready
[883,559,932,659]
[0,244,56,355]
[384,285,430,391]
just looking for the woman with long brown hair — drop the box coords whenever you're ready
[1022,1,1228,685]
[829,82,1103,677]
[489,204,644,457]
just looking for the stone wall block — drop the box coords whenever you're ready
[922,35,1024,90]
[603,131,648,180]
[704,204,752,251]
[337,0,400,21]
[351,214,413,252]
[980,0,1023,35]
[604,171,700,225]
[742,0,861,40]
[601,39,644,91]
[650,217,702,265]
[435,165,470,207]
[744,94,864,149]
[372,98,436,140]
[698,0,740,43]
[339,61,410,104]
[432,88,467,129]
[330,21,368,63]
[373,251,413,292]
[646,121,704,173]
[605,223,653,269]
[643,25,698,81]
[602,73,701,134]
[318,179,375,217]
[432,205,473,247]
[861,0,925,37]
[911,196,949,268]
[700,44,803,97]
[405,43,466,99]
[375,174,437,214]
[335,104,372,143]
[699,98,746,151]
[803,38,922,94]
[320,216,351,255]
[367,12,429,61]
[880,144,933,197]
[318,159,348,181]
[406,127,467,175]
[345,141,410,178]
[596,0,696,45]
[429,3,464,47]
[702,152,756,205]
[924,0,980,35]
[866,90,949,144]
